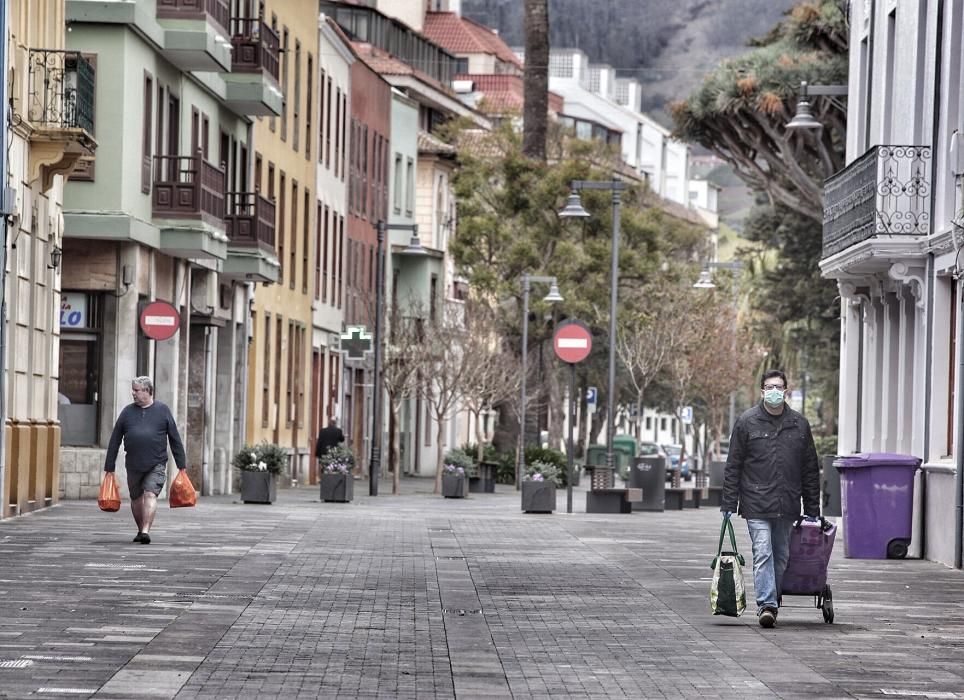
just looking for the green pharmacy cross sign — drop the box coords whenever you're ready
[340,326,373,360]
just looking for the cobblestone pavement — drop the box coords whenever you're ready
[2,477,964,699]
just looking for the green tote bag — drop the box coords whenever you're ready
[710,518,747,617]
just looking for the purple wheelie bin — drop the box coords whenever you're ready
[834,452,921,559]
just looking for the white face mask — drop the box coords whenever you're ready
[763,388,785,407]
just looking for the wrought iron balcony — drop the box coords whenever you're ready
[27,49,95,136]
[822,145,932,258]
[225,192,276,250]
[230,18,280,81]
[152,152,225,227]
[157,0,230,36]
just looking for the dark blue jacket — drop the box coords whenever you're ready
[721,401,820,519]
[104,401,186,474]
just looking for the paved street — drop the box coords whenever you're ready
[2,478,964,699]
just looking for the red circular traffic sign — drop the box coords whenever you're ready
[553,320,592,364]
[139,301,181,341]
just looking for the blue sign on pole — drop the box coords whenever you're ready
[586,387,597,407]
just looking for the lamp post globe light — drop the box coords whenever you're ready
[517,275,564,487]
[372,221,427,496]
[692,260,745,439]
[558,178,628,475]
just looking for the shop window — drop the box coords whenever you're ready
[58,292,102,446]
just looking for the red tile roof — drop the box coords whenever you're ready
[457,74,564,116]
[423,12,523,70]
[351,41,451,95]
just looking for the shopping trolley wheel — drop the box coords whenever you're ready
[887,539,909,559]
[821,585,834,624]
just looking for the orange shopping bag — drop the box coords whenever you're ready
[169,469,197,508]
[98,472,121,512]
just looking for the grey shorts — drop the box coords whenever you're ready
[127,464,167,500]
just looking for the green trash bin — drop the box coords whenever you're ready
[586,444,608,467]
[613,435,637,480]
[586,440,635,480]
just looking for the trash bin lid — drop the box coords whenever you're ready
[833,452,921,469]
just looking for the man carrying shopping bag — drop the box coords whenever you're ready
[104,376,187,544]
[721,369,820,628]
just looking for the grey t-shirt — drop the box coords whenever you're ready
[104,401,187,474]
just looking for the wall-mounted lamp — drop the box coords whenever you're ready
[48,244,62,270]
[786,81,848,131]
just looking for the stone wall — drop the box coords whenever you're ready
[60,447,113,500]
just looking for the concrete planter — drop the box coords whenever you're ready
[442,473,467,498]
[522,480,556,513]
[240,471,277,504]
[320,472,353,502]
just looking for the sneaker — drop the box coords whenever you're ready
[138,533,151,545]
[759,607,777,628]
[133,533,145,543]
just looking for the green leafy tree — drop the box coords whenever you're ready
[450,123,708,454]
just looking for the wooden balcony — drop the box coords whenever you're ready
[223,17,282,115]
[231,18,279,81]
[225,192,276,251]
[157,0,230,36]
[156,0,232,72]
[152,152,225,229]
[223,191,279,283]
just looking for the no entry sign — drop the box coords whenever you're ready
[139,301,181,341]
[553,320,592,364]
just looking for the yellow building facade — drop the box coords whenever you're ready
[2,0,96,516]
[246,0,318,485]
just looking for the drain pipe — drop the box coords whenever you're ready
[955,282,963,568]
[0,2,9,518]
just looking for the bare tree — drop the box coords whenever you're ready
[419,302,474,494]
[459,301,522,462]
[616,281,679,439]
[382,297,429,495]
[522,0,549,160]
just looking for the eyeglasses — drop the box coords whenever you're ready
[762,384,785,391]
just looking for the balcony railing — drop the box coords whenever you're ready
[152,152,225,224]
[27,49,95,134]
[225,192,276,249]
[822,145,932,258]
[230,18,280,81]
[157,0,230,36]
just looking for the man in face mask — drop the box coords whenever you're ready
[720,369,820,628]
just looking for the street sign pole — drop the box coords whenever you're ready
[553,320,592,514]
[567,363,576,514]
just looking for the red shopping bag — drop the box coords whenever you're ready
[98,472,121,512]
[169,469,197,508]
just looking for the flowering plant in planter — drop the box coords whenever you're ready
[232,442,287,474]
[441,453,469,498]
[522,461,558,513]
[319,445,355,473]
[524,461,560,486]
[319,444,356,503]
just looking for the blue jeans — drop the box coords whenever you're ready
[746,518,792,614]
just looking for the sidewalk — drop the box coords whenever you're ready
[1,477,964,699]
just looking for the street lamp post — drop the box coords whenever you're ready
[372,221,427,496]
[693,260,744,439]
[559,179,628,474]
[518,274,564,487]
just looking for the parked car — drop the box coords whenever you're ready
[662,444,690,481]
